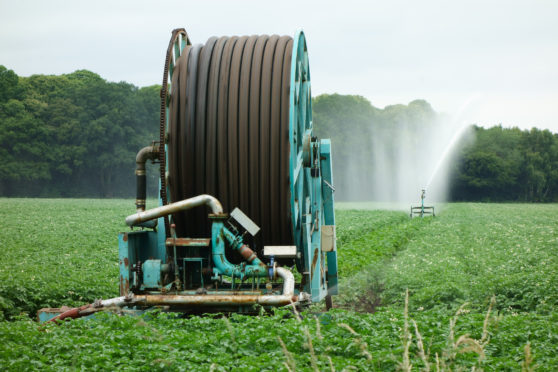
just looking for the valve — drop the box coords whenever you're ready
[268,255,275,279]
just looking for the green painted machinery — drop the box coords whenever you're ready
[39,28,337,322]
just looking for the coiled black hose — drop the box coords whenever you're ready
[167,34,294,254]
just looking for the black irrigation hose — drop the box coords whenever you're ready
[167,34,294,255]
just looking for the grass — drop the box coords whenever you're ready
[0,199,557,370]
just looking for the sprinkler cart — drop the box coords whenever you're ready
[410,189,435,218]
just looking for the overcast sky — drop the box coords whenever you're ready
[1,0,557,131]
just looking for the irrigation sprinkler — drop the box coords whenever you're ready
[410,189,435,218]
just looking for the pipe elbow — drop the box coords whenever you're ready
[126,194,224,226]
[136,144,159,166]
[201,194,223,214]
[275,267,295,296]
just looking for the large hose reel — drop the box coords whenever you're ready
[157,29,336,301]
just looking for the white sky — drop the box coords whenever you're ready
[1,0,557,131]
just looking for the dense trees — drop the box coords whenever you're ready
[1,67,556,201]
[451,126,558,202]
[0,66,159,197]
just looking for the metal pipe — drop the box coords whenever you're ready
[211,223,267,278]
[98,296,128,307]
[46,278,305,323]
[275,267,295,296]
[221,226,266,267]
[145,290,264,296]
[132,293,305,307]
[135,144,159,211]
[211,223,296,298]
[126,194,223,226]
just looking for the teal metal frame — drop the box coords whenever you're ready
[288,31,337,302]
[117,30,337,307]
[321,139,338,296]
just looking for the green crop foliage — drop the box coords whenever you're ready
[1,199,557,370]
[380,203,558,313]
[0,198,138,319]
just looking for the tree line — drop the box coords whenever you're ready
[0,66,159,197]
[312,94,558,202]
[451,125,558,202]
[1,66,556,202]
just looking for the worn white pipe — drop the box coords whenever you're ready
[275,267,295,296]
[125,194,223,226]
[130,293,308,307]
[257,292,310,306]
[98,296,129,308]
[252,266,304,306]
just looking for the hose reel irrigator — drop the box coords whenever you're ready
[38,28,338,321]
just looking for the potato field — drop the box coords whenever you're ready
[0,199,557,371]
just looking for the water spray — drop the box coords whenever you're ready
[410,188,435,218]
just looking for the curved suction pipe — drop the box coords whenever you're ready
[126,194,223,227]
[275,267,295,296]
[135,144,159,211]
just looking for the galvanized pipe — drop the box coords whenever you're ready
[136,265,304,305]
[132,293,303,307]
[125,194,223,226]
